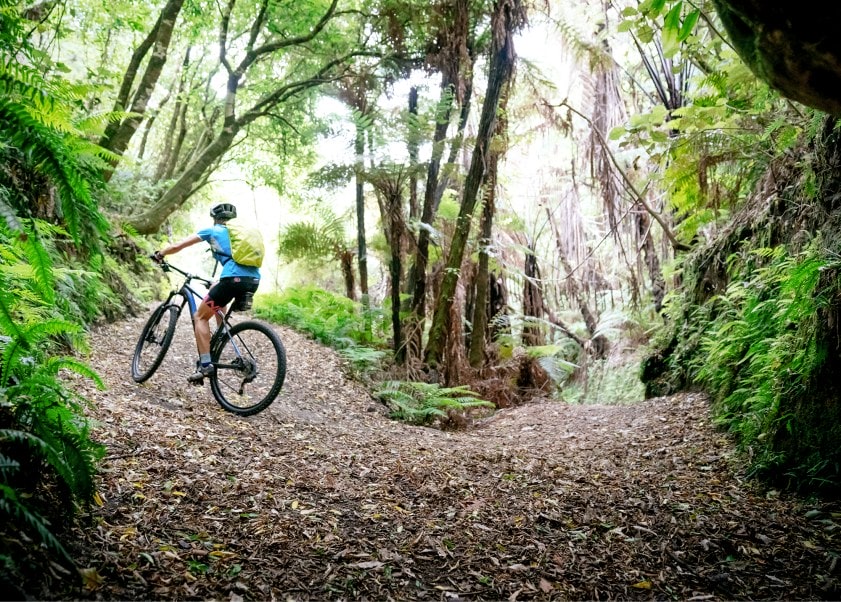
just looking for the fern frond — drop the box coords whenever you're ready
[0,453,20,480]
[20,318,82,346]
[0,293,25,347]
[0,97,103,243]
[74,110,139,135]
[0,482,74,567]
[41,356,104,389]
[21,228,55,304]
[0,195,23,232]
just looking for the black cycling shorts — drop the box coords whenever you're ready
[203,277,259,312]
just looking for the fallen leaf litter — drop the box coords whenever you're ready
[56,310,840,600]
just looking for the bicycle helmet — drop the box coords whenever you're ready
[210,203,237,221]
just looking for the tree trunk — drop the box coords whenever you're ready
[468,184,494,367]
[468,73,508,367]
[434,78,473,212]
[137,104,162,161]
[339,248,355,301]
[390,194,404,364]
[355,123,368,300]
[153,48,190,183]
[369,168,408,362]
[404,78,455,362]
[522,243,545,346]
[636,204,666,312]
[409,79,455,319]
[100,0,185,180]
[164,91,190,182]
[407,86,420,222]
[100,12,163,145]
[424,0,521,369]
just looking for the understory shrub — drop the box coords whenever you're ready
[254,287,387,348]
[0,12,116,591]
[0,223,105,594]
[375,381,494,428]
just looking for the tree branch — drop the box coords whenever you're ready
[218,0,236,74]
[550,100,690,252]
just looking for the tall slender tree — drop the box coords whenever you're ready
[425,0,525,371]
[467,74,509,367]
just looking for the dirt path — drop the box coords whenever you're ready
[62,310,839,600]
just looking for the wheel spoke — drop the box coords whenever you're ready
[209,320,285,416]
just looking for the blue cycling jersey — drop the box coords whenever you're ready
[197,224,261,280]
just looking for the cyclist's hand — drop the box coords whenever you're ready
[151,251,165,264]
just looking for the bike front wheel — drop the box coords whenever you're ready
[210,320,286,416]
[132,303,180,383]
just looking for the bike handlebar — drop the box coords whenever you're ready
[150,256,213,287]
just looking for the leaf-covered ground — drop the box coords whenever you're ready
[55,310,839,600]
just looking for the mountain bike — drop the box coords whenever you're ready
[131,261,286,416]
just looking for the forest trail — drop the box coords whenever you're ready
[63,310,839,601]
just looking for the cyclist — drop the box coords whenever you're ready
[152,203,260,384]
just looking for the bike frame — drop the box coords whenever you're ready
[159,262,240,357]
[136,260,285,415]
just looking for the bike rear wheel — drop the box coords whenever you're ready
[209,320,286,416]
[132,303,180,382]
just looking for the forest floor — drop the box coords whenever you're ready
[52,309,840,601]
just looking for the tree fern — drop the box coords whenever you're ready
[278,206,350,263]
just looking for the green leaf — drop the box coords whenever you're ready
[609,126,627,140]
[663,1,682,31]
[649,0,668,16]
[678,9,700,41]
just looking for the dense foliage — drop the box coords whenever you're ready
[3,3,841,596]
[0,0,147,592]
[642,117,841,494]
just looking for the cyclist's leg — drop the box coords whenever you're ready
[189,279,237,383]
[194,302,215,356]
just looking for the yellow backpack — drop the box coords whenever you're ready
[226,221,265,267]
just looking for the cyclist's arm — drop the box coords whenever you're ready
[157,234,202,258]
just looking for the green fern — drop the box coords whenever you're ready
[0,99,105,243]
[254,288,387,348]
[375,380,494,426]
[277,206,351,264]
[696,244,836,477]
[21,230,55,304]
[0,454,19,480]
[337,345,387,379]
[0,482,73,567]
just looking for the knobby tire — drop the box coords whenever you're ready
[131,303,180,383]
[209,320,286,416]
